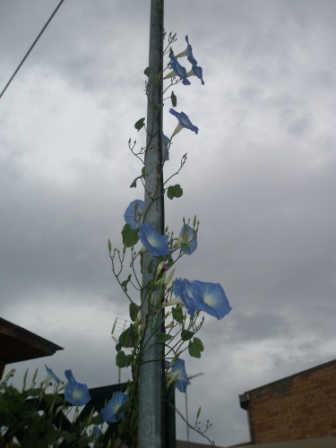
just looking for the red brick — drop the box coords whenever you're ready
[242,359,336,443]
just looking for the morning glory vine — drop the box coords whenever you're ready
[106,33,232,446]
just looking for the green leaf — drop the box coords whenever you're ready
[134,117,145,131]
[196,406,202,420]
[129,302,140,322]
[108,239,112,252]
[130,177,138,188]
[156,333,173,343]
[188,337,204,358]
[144,66,152,77]
[172,305,184,324]
[116,351,127,368]
[174,185,183,198]
[194,337,204,350]
[121,274,132,292]
[121,224,139,247]
[171,91,177,107]
[25,387,44,397]
[116,350,133,368]
[167,184,183,200]
[167,186,174,200]
[130,169,145,188]
[181,329,194,341]
[119,325,135,348]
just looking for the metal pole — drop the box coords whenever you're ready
[185,389,190,442]
[138,1,165,447]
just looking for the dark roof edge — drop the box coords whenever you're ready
[0,317,63,352]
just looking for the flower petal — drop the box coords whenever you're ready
[191,281,232,319]
[187,64,205,85]
[173,278,198,315]
[179,224,197,255]
[124,200,145,229]
[169,109,199,135]
[102,391,129,423]
[185,35,198,66]
[64,381,91,406]
[139,223,169,257]
[168,49,191,86]
[45,365,61,384]
[163,134,171,162]
[64,369,76,383]
[170,358,190,393]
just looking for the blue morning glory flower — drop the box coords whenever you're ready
[124,200,145,229]
[187,63,205,85]
[191,281,232,320]
[173,278,232,319]
[167,49,191,86]
[175,36,204,85]
[45,365,61,384]
[175,36,198,65]
[101,391,129,423]
[179,224,197,255]
[185,36,198,66]
[139,223,169,257]
[169,109,199,137]
[173,278,198,316]
[64,369,91,406]
[167,358,190,393]
[163,134,171,162]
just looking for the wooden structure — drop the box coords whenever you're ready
[0,317,63,379]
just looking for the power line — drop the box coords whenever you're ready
[0,0,66,100]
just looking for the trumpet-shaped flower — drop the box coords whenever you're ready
[64,369,91,406]
[101,391,129,423]
[124,200,145,229]
[139,223,169,257]
[173,278,232,319]
[173,278,198,315]
[45,365,61,384]
[192,281,232,320]
[175,36,204,85]
[166,358,190,393]
[164,49,191,85]
[179,224,197,255]
[175,36,198,65]
[163,134,170,162]
[187,64,205,85]
[169,109,199,137]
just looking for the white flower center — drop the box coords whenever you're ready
[148,235,159,247]
[203,293,215,307]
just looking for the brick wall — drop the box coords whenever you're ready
[243,359,336,443]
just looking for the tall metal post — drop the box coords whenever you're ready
[138,1,165,447]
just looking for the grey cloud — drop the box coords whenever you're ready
[1,1,335,446]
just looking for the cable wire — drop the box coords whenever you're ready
[0,0,66,100]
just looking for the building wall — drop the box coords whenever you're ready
[246,360,336,443]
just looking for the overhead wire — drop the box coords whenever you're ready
[0,0,66,100]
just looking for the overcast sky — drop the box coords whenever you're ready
[0,0,335,446]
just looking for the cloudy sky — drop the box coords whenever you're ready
[0,0,335,445]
